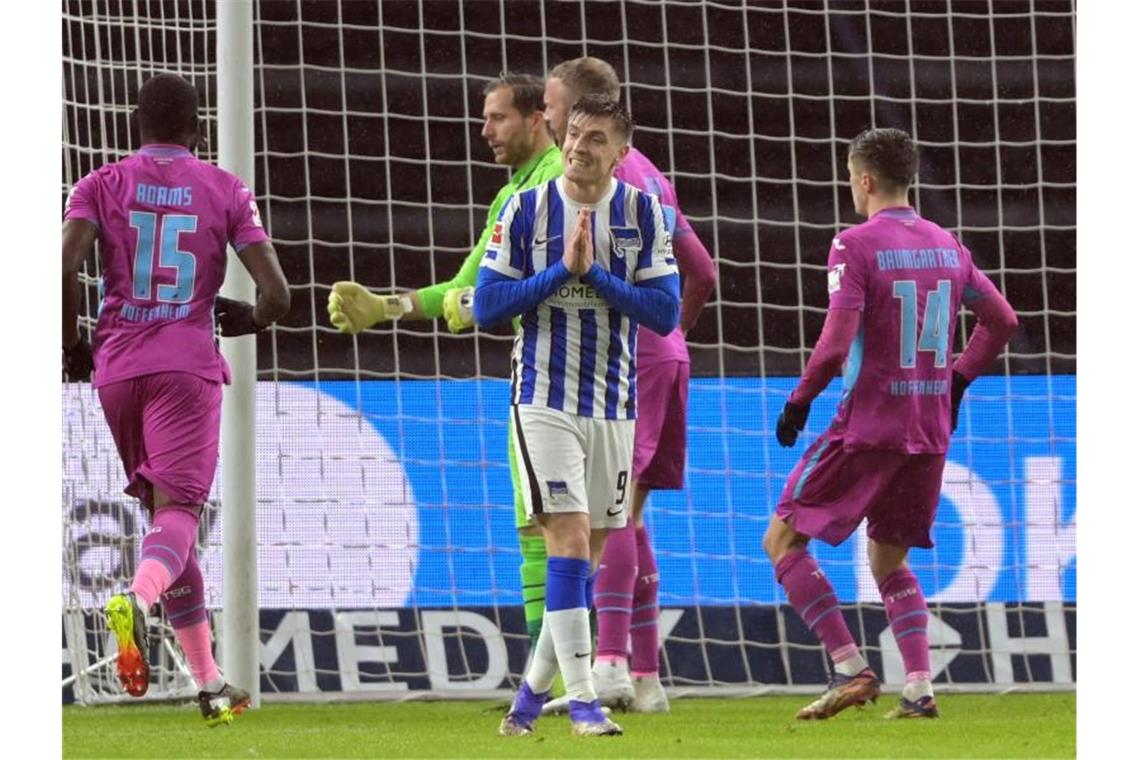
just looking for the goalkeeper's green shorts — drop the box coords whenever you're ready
[507,417,531,530]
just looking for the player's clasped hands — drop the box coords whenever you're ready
[563,207,595,276]
[327,281,410,334]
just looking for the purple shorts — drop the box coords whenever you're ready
[776,432,946,549]
[97,372,222,511]
[632,360,689,490]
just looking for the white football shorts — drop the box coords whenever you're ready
[512,404,634,530]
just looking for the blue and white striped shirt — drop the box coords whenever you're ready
[479,177,678,420]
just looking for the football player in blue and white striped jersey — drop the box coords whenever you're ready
[476,95,679,738]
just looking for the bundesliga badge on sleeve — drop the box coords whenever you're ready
[828,262,846,294]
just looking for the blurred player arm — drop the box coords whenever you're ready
[214,241,291,337]
[416,240,485,334]
[951,292,1018,381]
[62,218,97,349]
[61,218,98,380]
[233,240,291,326]
[949,290,1018,429]
[776,233,867,444]
[775,308,862,446]
[217,182,291,336]
[672,228,717,334]
[788,308,863,407]
[325,235,487,335]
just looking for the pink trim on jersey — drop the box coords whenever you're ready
[874,206,919,219]
[138,144,194,157]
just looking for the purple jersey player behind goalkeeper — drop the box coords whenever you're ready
[62,73,290,726]
[541,57,717,716]
[762,128,1018,721]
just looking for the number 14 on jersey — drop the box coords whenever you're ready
[893,279,951,368]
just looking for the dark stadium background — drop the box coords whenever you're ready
[63,0,1075,380]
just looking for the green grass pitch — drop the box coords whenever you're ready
[63,693,1074,758]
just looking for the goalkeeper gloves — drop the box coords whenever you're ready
[62,336,94,382]
[327,281,412,334]
[775,400,810,448]
[213,296,264,337]
[950,370,970,432]
[442,286,475,333]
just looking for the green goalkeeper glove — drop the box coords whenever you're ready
[327,281,412,334]
[442,286,475,334]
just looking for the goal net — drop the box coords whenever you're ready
[62,0,1075,704]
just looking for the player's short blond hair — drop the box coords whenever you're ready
[548,57,621,103]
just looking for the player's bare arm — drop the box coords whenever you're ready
[235,240,291,326]
[61,218,98,380]
[215,241,291,337]
[62,218,98,349]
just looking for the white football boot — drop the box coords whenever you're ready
[631,672,670,713]
[591,657,635,710]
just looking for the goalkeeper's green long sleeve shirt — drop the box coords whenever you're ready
[415,144,563,318]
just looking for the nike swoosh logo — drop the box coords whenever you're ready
[534,235,562,246]
[606,507,624,516]
[574,651,590,658]
[832,237,846,250]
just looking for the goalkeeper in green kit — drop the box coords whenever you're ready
[327,72,561,654]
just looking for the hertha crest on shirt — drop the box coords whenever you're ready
[610,226,642,258]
